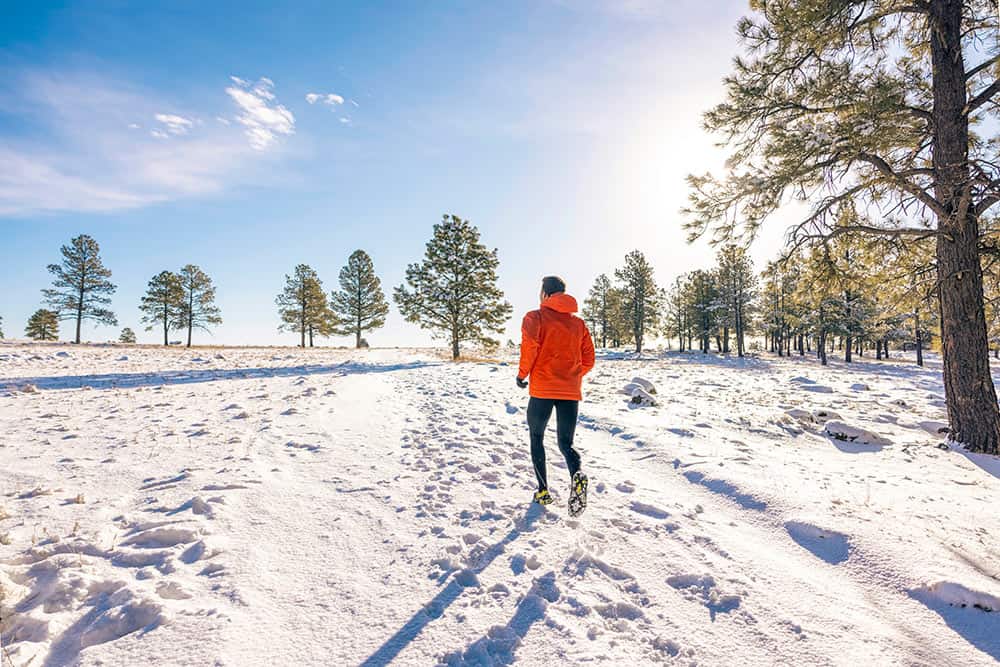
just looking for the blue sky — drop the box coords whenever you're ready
[1,0,789,346]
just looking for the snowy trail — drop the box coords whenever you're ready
[1,345,999,665]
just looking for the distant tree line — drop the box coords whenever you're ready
[582,250,662,354]
[8,216,514,359]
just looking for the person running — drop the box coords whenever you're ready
[516,275,595,516]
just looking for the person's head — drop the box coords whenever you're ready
[540,275,566,303]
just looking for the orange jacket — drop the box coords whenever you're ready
[518,292,596,401]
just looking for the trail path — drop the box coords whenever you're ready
[1,345,998,665]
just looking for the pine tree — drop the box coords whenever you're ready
[684,1,1000,452]
[330,250,389,348]
[42,234,117,344]
[139,271,184,346]
[605,287,632,348]
[394,214,512,359]
[0,315,4,339]
[119,327,137,344]
[665,275,690,351]
[582,274,614,348]
[276,264,333,347]
[716,245,757,356]
[176,264,222,347]
[25,309,59,341]
[686,270,719,353]
[615,250,660,353]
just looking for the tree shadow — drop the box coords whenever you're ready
[0,360,436,392]
[359,504,545,667]
[956,446,1000,481]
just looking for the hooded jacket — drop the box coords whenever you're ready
[518,292,596,401]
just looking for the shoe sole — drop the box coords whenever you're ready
[568,474,588,517]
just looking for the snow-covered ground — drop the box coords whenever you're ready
[1,343,998,666]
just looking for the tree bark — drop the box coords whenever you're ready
[931,0,1000,452]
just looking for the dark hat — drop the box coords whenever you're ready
[541,275,566,296]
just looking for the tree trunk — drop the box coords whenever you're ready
[931,0,1000,452]
[452,334,460,360]
[186,291,194,348]
[163,303,169,346]
[845,335,852,363]
[75,283,84,344]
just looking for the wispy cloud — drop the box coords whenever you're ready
[153,113,194,135]
[225,76,295,150]
[0,70,286,216]
[305,91,345,107]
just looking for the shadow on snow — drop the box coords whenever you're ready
[0,361,437,392]
[908,587,1000,662]
[359,504,545,667]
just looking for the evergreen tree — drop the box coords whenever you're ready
[139,271,184,346]
[665,275,690,351]
[176,264,222,347]
[615,250,660,353]
[582,274,614,348]
[0,315,4,339]
[42,234,117,344]
[25,309,59,341]
[330,250,390,348]
[119,327,137,344]
[605,287,632,348]
[276,264,333,347]
[683,0,1000,451]
[687,270,719,353]
[716,245,757,356]
[394,214,512,359]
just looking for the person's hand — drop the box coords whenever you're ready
[516,376,528,389]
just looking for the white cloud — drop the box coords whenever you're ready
[0,147,164,216]
[154,113,194,135]
[225,76,295,150]
[305,91,345,107]
[0,71,275,216]
[349,99,359,108]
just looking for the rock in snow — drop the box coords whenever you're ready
[823,421,892,448]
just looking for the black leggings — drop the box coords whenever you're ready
[527,397,581,491]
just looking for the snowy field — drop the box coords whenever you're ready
[1,343,999,666]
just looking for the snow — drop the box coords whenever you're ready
[1,344,999,665]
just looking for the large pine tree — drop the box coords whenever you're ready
[25,309,59,341]
[176,264,222,347]
[615,250,660,354]
[139,271,184,346]
[394,214,512,359]
[330,250,389,348]
[43,234,117,343]
[276,264,333,347]
[684,0,1000,453]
